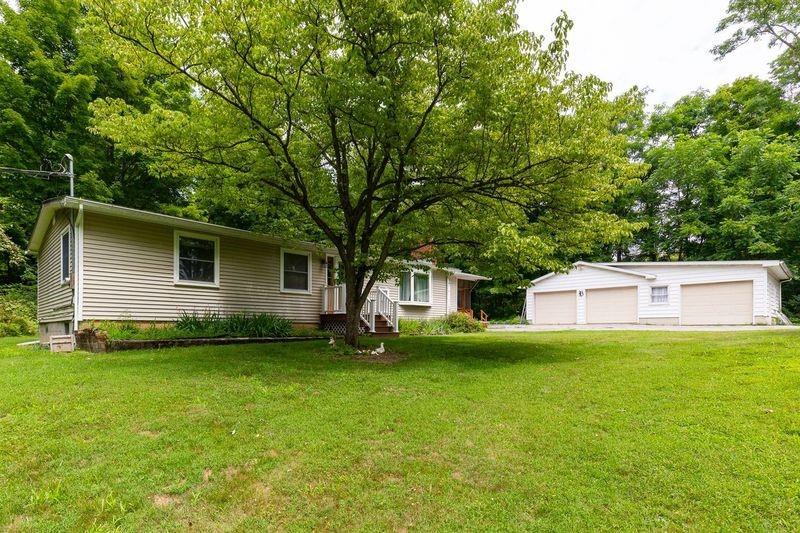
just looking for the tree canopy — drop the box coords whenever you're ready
[610,77,800,312]
[714,0,800,91]
[0,0,193,282]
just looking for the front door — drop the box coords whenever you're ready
[325,256,338,312]
[457,280,472,314]
[326,256,337,286]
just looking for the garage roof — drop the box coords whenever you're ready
[530,260,793,286]
[600,261,792,281]
[530,261,656,285]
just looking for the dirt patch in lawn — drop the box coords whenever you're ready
[152,493,183,508]
[328,348,406,364]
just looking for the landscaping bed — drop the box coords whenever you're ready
[78,311,327,351]
[75,331,326,352]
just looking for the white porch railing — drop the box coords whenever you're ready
[322,284,346,314]
[360,298,375,332]
[322,285,399,333]
[374,287,399,332]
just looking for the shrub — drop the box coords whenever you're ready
[99,310,295,340]
[219,312,293,338]
[441,312,485,333]
[0,284,37,337]
[399,312,485,336]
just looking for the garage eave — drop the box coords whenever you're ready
[573,261,657,280]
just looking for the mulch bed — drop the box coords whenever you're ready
[76,333,325,353]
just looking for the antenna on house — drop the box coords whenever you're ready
[0,153,75,196]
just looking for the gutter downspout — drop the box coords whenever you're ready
[72,202,83,333]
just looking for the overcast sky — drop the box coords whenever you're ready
[518,0,778,108]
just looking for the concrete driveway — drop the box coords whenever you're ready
[487,323,800,332]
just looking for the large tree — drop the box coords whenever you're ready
[88,0,642,345]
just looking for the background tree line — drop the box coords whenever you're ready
[2,0,800,329]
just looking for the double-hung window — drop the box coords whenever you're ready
[174,231,219,286]
[60,228,70,284]
[281,249,311,293]
[399,270,431,304]
[651,286,668,304]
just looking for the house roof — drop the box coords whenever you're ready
[600,260,792,281]
[529,259,792,286]
[27,197,491,280]
[530,261,656,285]
[28,196,337,254]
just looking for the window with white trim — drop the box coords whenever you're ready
[281,249,311,292]
[60,228,70,284]
[651,286,668,304]
[174,232,219,286]
[399,270,431,303]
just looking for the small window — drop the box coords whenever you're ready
[174,231,219,286]
[60,229,70,283]
[399,270,431,304]
[651,286,668,304]
[282,250,311,293]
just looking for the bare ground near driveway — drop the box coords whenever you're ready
[488,323,800,332]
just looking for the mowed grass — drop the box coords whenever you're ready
[2,331,800,530]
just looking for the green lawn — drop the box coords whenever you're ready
[2,331,800,530]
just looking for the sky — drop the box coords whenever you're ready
[518,0,779,108]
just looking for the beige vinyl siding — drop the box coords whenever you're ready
[373,270,451,319]
[37,209,74,322]
[81,212,326,323]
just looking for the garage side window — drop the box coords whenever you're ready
[174,231,219,286]
[651,286,668,304]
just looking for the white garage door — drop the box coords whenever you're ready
[681,281,753,325]
[586,286,638,324]
[534,290,577,324]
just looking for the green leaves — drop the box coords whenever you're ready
[620,76,800,312]
[0,0,195,283]
[714,0,800,91]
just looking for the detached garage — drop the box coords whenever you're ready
[525,261,791,326]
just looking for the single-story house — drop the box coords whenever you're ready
[28,197,488,343]
[525,261,792,326]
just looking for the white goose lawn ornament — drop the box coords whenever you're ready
[374,343,385,355]
[328,337,336,347]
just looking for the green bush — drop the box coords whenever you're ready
[0,284,37,337]
[399,312,485,336]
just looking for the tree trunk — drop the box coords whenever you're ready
[343,282,362,347]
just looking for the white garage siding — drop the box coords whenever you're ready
[613,264,768,323]
[527,261,790,326]
[528,264,650,325]
[767,273,783,321]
